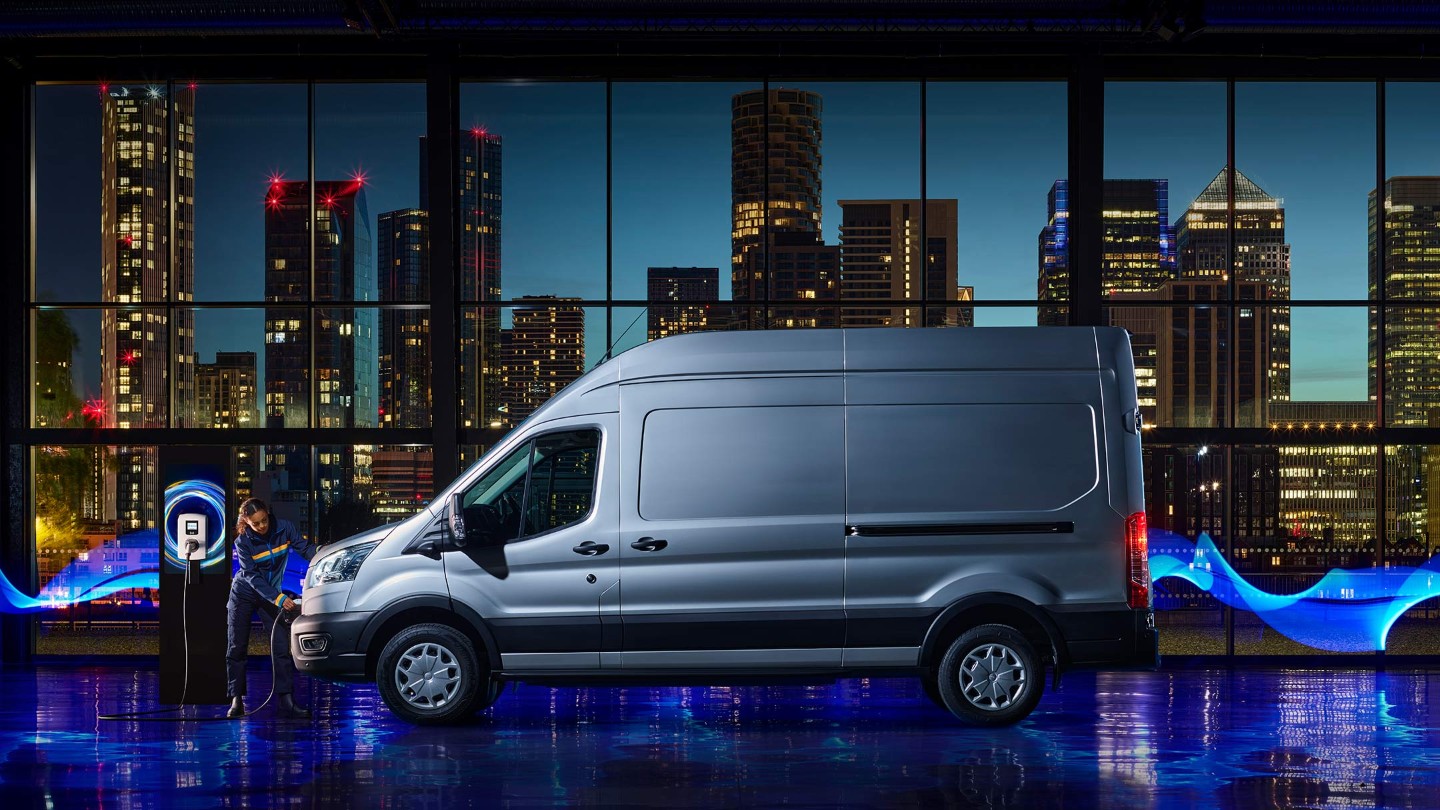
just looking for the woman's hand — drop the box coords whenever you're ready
[281,596,297,612]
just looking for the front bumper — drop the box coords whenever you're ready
[1043,604,1159,670]
[291,610,375,682]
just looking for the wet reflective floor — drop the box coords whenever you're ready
[1,666,1439,808]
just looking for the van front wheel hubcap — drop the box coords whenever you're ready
[395,642,462,709]
[957,643,1026,711]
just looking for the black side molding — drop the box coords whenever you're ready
[847,522,1075,537]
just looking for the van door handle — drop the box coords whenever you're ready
[572,541,609,556]
[631,537,668,552]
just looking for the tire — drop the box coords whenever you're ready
[377,623,485,724]
[921,671,947,710]
[934,623,1044,726]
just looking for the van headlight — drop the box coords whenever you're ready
[307,541,380,587]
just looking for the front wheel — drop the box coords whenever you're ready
[934,624,1044,726]
[377,623,485,724]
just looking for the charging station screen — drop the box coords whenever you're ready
[162,468,226,575]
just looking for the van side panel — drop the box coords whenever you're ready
[843,368,1126,652]
[618,375,847,666]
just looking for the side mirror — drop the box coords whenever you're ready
[449,493,468,548]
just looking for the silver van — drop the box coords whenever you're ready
[294,327,1158,725]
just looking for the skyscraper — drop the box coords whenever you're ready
[741,232,841,329]
[1269,401,1383,548]
[1368,176,1440,543]
[101,83,196,529]
[502,296,585,422]
[647,267,720,340]
[196,351,259,500]
[1175,167,1291,409]
[196,351,259,430]
[731,88,823,328]
[1156,280,1273,428]
[1369,177,1440,425]
[1039,179,1175,422]
[838,199,959,328]
[377,208,431,429]
[424,132,503,429]
[1038,179,1176,327]
[263,178,374,510]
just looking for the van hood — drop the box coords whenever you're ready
[317,522,397,556]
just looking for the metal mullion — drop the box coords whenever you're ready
[605,80,613,353]
[762,77,770,330]
[919,77,927,326]
[426,56,458,489]
[1224,77,1236,658]
[166,78,177,430]
[308,79,317,538]
[3,71,34,663]
[1375,80,1388,599]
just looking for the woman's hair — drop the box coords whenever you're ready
[235,497,270,536]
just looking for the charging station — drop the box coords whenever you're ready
[158,447,232,705]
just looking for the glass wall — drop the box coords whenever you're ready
[18,74,1440,658]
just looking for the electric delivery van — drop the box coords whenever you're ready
[294,327,1158,725]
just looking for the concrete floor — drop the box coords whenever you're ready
[1,665,1438,808]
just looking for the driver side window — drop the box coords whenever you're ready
[459,429,600,544]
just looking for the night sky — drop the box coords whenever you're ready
[33,80,1440,407]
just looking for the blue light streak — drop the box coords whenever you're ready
[1150,531,1440,651]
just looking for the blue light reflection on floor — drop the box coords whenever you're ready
[2,667,1440,808]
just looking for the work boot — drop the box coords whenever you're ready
[277,694,311,720]
[227,697,246,718]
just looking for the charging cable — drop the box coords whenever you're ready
[98,575,298,723]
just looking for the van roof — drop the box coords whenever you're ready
[615,327,1124,381]
[521,327,1132,426]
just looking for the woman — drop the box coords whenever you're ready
[226,497,318,719]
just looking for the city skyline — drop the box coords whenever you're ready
[39,82,1436,406]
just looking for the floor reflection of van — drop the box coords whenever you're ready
[295,327,1158,725]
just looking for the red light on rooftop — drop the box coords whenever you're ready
[349,169,368,188]
[321,195,336,208]
[81,399,108,423]
[99,83,109,96]
[187,82,198,91]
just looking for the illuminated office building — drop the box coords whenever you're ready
[838,199,958,328]
[263,178,375,510]
[421,131,502,429]
[101,84,196,529]
[502,296,585,422]
[647,267,721,340]
[739,232,841,329]
[1270,401,1383,549]
[377,208,431,429]
[196,351,259,500]
[731,88,823,327]
[1369,177,1440,542]
[1038,179,1175,326]
[1156,280,1272,428]
[1175,167,1291,407]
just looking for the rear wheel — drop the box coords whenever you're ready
[935,623,1044,725]
[377,623,485,724]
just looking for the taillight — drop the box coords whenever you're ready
[1126,511,1150,610]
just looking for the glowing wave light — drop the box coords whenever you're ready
[1150,530,1440,651]
[0,529,160,613]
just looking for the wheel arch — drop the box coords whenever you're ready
[360,595,502,678]
[919,592,1066,676]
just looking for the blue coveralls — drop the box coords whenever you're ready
[226,518,317,698]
